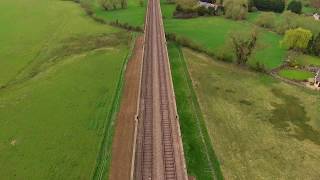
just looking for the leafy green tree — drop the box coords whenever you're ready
[310,33,320,56]
[281,28,313,51]
[223,0,248,20]
[253,0,285,12]
[287,0,302,14]
[255,12,276,28]
[229,29,258,65]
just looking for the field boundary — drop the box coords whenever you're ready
[91,32,137,180]
[176,44,224,180]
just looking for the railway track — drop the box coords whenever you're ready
[133,0,188,179]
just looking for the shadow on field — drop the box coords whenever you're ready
[269,88,320,145]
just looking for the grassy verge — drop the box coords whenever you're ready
[168,42,223,180]
[92,32,137,180]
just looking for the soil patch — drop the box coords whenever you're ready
[109,35,144,180]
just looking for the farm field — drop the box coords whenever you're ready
[181,47,320,179]
[161,2,286,70]
[0,0,130,179]
[94,0,147,27]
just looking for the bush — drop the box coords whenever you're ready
[80,0,94,16]
[216,46,234,62]
[275,11,298,34]
[229,29,258,65]
[287,0,302,14]
[223,0,248,20]
[197,6,209,16]
[253,62,267,72]
[309,33,320,56]
[176,0,198,10]
[255,12,276,28]
[275,11,320,35]
[253,0,285,13]
[281,28,313,51]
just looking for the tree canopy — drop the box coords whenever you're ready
[281,28,313,51]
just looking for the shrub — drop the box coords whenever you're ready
[197,6,209,16]
[80,0,94,16]
[229,29,258,65]
[99,0,112,10]
[287,0,302,14]
[216,46,234,62]
[275,11,298,34]
[275,11,320,35]
[255,12,276,28]
[253,62,267,72]
[253,0,285,13]
[309,33,320,56]
[223,0,248,20]
[281,28,313,51]
[176,0,198,10]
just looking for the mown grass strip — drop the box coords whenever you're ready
[168,42,223,180]
[92,32,138,180]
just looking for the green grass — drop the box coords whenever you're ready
[0,0,131,179]
[183,48,320,179]
[168,42,223,180]
[294,54,320,67]
[161,3,286,70]
[278,69,315,81]
[93,0,147,27]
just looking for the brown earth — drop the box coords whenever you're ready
[109,35,144,180]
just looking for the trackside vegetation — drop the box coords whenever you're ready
[168,42,223,180]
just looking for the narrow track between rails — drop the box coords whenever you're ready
[133,0,188,179]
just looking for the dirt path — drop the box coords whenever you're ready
[109,35,144,180]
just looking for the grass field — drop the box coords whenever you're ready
[161,2,286,70]
[0,0,130,179]
[93,0,147,27]
[168,42,223,180]
[294,54,320,67]
[278,69,315,81]
[183,48,320,179]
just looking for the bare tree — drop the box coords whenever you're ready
[229,30,258,65]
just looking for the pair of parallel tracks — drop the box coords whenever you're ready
[133,0,188,179]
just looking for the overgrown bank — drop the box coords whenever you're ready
[168,42,223,180]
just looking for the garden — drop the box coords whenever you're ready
[161,0,320,89]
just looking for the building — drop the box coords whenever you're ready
[314,13,320,21]
[314,70,320,88]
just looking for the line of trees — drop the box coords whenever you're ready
[253,0,285,13]
[99,0,128,10]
